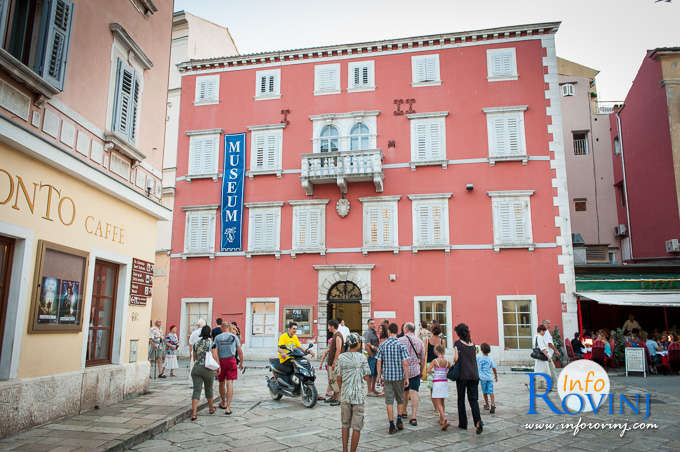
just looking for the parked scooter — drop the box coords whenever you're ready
[266,343,318,408]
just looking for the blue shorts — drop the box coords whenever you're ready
[406,375,421,392]
[367,357,377,377]
[480,380,494,394]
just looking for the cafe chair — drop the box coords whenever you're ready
[669,341,680,374]
[591,340,607,369]
[565,340,581,362]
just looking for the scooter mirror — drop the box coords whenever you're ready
[307,343,314,349]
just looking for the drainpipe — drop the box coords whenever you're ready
[616,110,633,261]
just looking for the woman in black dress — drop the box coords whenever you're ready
[453,323,482,434]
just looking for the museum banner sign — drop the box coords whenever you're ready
[220,133,245,251]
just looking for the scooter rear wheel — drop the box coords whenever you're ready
[301,384,318,408]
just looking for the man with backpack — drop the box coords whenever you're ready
[213,322,244,414]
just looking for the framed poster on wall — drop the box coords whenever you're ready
[29,240,88,333]
[283,306,313,337]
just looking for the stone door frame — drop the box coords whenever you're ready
[314,264,374,349]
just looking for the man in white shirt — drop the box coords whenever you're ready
[337,318,350,341]
[533,325,553,390]
[189,318,207,361]
[542,319,559,389]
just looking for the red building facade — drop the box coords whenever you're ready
[610,48,680,262]
[168,22,576,362]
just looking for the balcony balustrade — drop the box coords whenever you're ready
[300,149,384,195]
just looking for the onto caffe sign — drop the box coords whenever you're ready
[0,167,126,245]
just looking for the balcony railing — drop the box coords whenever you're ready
[301,149,384,195]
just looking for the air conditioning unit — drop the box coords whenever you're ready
[614,224,627,237]
[666,239,680,253]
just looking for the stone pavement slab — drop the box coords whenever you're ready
[2,361,680,451]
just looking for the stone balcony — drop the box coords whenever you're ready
[300,149,384,195]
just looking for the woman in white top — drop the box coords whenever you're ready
[533,325,552,389]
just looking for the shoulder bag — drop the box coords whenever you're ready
[204,340,220,370]
[531,336,548,361]
[447,342,461,381]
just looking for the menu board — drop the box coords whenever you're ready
[625,347,646,377]
[130,258,153,305]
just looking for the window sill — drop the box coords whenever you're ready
[487,75,519,82]
[246,250,281,259]
[185,173,220,182]
[254,94,281,101]
[411,80,442,87]
[412,244,451,254]
[361,246,399,255]
[493,243,535,252]
[291,248,327,258]
[104,132,146,162]
[181,252,215,260]
[489,155,528,166]
[247,169,282,179]
[314,90,341,96]
[194,99,219,106]
[347,86,375,93]
[409,159,448,170]
[0,48,59,100]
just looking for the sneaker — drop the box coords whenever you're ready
[389,424,397,434]
[396,418,404,430]
[490,405,496,414]
[158,374,167,379]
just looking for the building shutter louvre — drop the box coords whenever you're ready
[113,59,135,138]
[368,206,379,245]
[492,53,513,76]
[266,134,278,169]
[309,208,321,248]
[429,121,442,160]
[415,123,428,161]
[493,117,508,157]
[263,210,277,249]
[431,204,443,243]
[381,205,393,245]
[201,137,215,174]
[254,135,265,169]
[250,211,264,250]
[414,59,426,82]
[294,209,307,248]
[40,0,74,90]
[424,57,436,82]
[417,204,430,244]
[362,66,369,85]
[506,117,520,156]
[353,66,360,87]
[317,66,338,92]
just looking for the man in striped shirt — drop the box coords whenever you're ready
[376,323,409,434]
[336,333,370,452]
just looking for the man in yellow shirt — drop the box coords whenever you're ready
[279,322,302,363]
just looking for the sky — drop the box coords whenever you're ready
[173,0,679,102]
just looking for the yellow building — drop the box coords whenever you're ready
[0,0,172,437]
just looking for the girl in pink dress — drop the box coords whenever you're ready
[427,344,450,430]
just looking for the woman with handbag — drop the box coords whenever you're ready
[453,323,483,434]
[532,325,551,390]
[190,325,219,420]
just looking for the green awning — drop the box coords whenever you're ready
[575,291,680,307]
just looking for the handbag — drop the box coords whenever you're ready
[447,342,461,381]
[205,350,219,370]
[531,336,548,361]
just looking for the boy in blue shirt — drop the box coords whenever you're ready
[476,343,498,413]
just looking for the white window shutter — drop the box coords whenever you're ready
[254,135,265,169]
[266,134,278,169]
[414,59,426,83]
[352,66,360,87]
[40,0,74,90]
[424,57,436,82]
[417,204,429,244]
[493,117,508,157]
[250,211,263,250]
[316,65,339,92]
[507,116,521,156]
[415,123,428,161]
[381,205,393,245]
[204,137,216,173]
[208,213,216,252]
[493,53,513,76]
[264,209,277,249]
[429,122,442,160]
[431,204,443,243]
[309,208,321,248]
[188,138,200,174]
[113,59,137,140]
[368,206,379,245]
[294,209,306,248]
[520,198,532,243]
